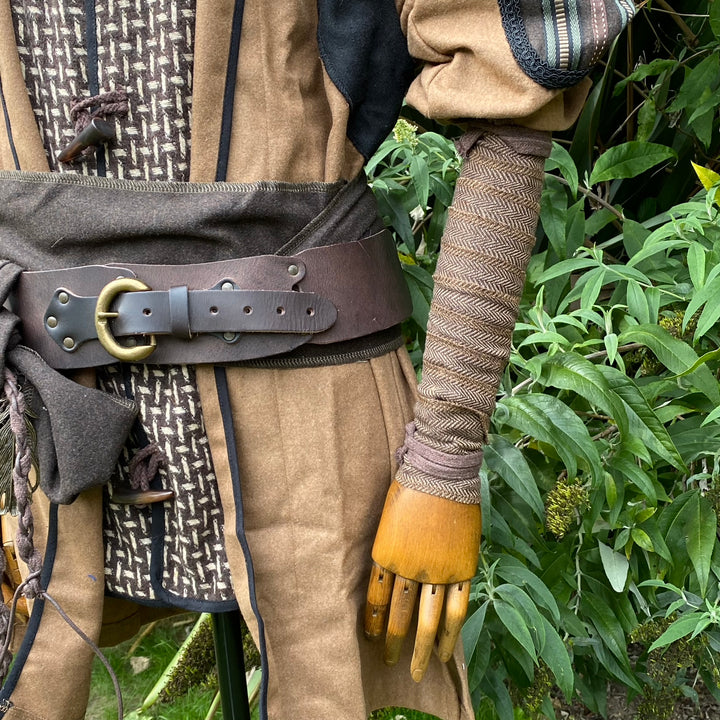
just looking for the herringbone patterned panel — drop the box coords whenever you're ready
[396,131,547,504]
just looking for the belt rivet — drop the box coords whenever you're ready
[221,281,234,291]
[223,332,236,342]
[287,264,299,277]
[63,337,75,350]
[58,291,70,304]
[47,316,58,328]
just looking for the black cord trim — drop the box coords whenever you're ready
[214,367,269,720]
[84,0,106,175]
[216,0,246,182]
[0,504,58,716]
[497,0,591,90]
[0,78,20,171]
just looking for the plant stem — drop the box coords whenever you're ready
[652,0,698,47]
[548,174,625,221]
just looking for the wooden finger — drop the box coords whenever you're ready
[437,581,470,662]
[410,583,445,682]
[383,575,419,666]
[364,562,395,639]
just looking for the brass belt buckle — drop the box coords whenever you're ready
[95,278,157,361]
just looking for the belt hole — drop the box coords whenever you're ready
[209,306,219,315]
[306,307,315,316]
[143,308,152,316]
[276,306,285,315]
[243,306,253,315]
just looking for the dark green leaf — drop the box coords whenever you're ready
[499,394,603,481]
[648,612,709,653]
[685,493,718,597]
[484,435,545,518]
[539,616,574,699]
[589,142,676,185]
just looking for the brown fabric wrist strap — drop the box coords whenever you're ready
[396,422,484,480]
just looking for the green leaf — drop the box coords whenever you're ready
[598,541,630,593]
[608,451,656,504]
[580,267,606,311]
[631,528,654,553]
[536,257,597,283]
[626,280,650,324]
[494,599,537,661]
[499,394,603,481]
[687,242,707,290]
[496,557,560,623]
[617,324,720,405]
[541,352,629,437]
[495,584,546,650]
[648,612,709,653]
[517,331,571,349]
[462,601,489,661]
[401,264,432,331]
[541,179,569,259]
[685,493,718,597]
[546,142,579,198]
[410,153,430,210]
[711,0,720,39]
[613,59,676,93]
[589,142,676,185]
[596,365,685,470]
[581,593,629,665]
[539,616,574,699]
[484,435,545,519]
[605,333,619,365]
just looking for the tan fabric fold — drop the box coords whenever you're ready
[4,488,104,720]
[196,350,473,720]
[398,0,591,130]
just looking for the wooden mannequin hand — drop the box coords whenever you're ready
[364,481,481,682]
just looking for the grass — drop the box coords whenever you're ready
[87,615,441,720]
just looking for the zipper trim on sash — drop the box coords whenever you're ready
[0,78,20,171]
[216,0,246,183]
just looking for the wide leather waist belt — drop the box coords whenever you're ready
[12,230,412,368]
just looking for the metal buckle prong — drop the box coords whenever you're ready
[95,278,157,361]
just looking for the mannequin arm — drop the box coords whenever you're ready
[365,126,551,680]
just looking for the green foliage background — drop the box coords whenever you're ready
[368,2,720,719]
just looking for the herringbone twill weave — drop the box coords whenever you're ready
[11,0,195,180]
[396,130,547,505]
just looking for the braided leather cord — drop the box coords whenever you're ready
[396,129,549,505]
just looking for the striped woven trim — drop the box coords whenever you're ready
[498,0,635,89]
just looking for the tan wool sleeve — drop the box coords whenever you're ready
[395,0,590,131]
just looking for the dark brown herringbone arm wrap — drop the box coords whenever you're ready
[396,128,550,504]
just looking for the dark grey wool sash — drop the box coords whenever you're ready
[0,171,382,268]
[0,172,392,504]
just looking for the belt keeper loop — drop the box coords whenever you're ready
[168,285,192,339]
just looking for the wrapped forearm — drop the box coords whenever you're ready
[396,127,551,504]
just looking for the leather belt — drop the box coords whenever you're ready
[12,230,412,368]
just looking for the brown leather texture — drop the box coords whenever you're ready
[13,231,411,368]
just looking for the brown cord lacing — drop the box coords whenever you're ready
[129,443,165,492]
[0,368,123,719]
[68,90,129,157]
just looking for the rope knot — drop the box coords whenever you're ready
[129,443,165,492]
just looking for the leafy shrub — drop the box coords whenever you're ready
[368,3,720,718]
